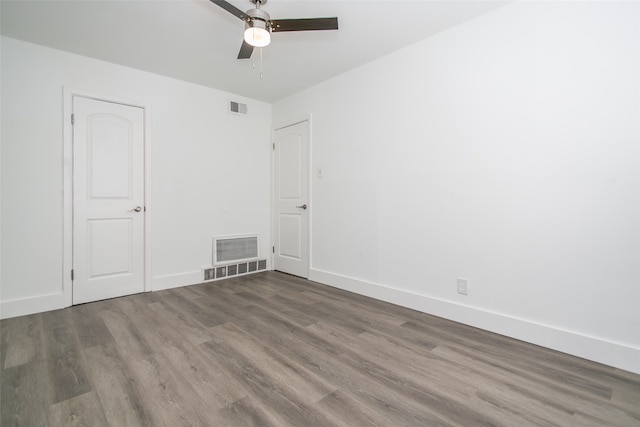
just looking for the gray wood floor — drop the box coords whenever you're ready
[1,271,639,426]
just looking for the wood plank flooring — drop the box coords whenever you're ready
[1,271,639,426]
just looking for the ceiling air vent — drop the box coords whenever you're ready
[229,100,248,115]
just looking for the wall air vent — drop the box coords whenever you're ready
[216,266,227,279]
[248,261,257,272]
[203,267,216,282]
[227,264,238,276]
[214,235,258,265]
[229,100,248,115]
[202,258,267,283]
[202,235,266,283]
[238,263,248,274]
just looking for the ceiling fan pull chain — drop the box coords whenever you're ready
[260,47,264,79]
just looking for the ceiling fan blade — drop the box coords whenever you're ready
[210,0,247,21]
[237,40,254,59]
[271,17,338,32]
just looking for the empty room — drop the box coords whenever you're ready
[1,0,639,425]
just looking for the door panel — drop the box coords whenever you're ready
[279,138,302,198]
[87,218,132,278]
[279,214,302,259]
[73,97,145,304]
[274,121,309,278]
[88,115,132,198]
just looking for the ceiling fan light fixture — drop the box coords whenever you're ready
[210,0,339,60]
[244,20,271,47]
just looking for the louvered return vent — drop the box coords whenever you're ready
[202,235,267,282]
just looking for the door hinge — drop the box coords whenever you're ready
[272,246,275,253]
[71,269,75,280]
[272,142,275,150]
[71,114,75,125]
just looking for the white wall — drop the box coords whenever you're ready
[274,1,640,373]
[1,37,272,317]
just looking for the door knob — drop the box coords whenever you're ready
[296,204,307,210]
[129,206,142,212]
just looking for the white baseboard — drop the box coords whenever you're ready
[0,292,69,320]
[309,268,640,375]
[151,271,202,292]
[4,268,637,374]
[1,271,202,319]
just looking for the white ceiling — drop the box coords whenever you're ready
[1,0,509,103]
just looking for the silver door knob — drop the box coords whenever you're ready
[130,206,142,212]
[296,204,307,210]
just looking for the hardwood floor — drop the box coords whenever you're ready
[1,271,639,426]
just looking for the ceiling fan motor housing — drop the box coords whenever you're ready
[246,8,271,32]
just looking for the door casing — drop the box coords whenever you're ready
[272,116,311,278]
[63,87,152,306]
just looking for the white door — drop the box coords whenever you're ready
[72,97,145,304]
[273,121,309,278]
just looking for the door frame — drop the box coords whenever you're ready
[271,115,312,278]
[63,87,152,306]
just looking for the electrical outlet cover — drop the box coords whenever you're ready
[457,277,468,295]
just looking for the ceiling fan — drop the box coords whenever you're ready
[210,0,339,59]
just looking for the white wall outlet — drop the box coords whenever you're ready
[457,277,468,295]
